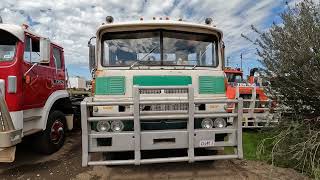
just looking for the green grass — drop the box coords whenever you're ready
[224,130,272,161]
[242,131,266,160]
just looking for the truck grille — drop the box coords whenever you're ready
[140,104,188,111]
[139,88,188,95]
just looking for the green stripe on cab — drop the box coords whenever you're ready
[133,76,192,86]
[95,76,125,95]
[199,76,225,94]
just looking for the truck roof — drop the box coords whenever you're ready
[96,20,223,39]
[0,23,63,48]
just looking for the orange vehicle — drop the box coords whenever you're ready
[224,67,271,128]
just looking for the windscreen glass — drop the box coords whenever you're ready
[0,30,17,62]
[102,30,218,67]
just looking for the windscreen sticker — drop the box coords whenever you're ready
[3,52,14,59]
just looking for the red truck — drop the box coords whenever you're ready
[0,22,74,162]
[224,67,272,128]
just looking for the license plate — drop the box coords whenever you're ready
[199,140,215,147]
[102,106,113,110]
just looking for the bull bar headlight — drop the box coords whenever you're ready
[201,118,214,129]
[96,121,110,132]
[111,120,124,132]
[213,118,227,128]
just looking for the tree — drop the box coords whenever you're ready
[246,0,320,178]
[253,0,320,116]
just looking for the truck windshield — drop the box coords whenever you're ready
[102,30,219,67]
[227,73,243,83]
[0,45,16,62]
[0,30,17,62]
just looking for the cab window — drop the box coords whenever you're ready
[24,36,42,64]
[53,47,62,69]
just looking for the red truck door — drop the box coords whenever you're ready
[22,35,56,109]
[51,45,65,91]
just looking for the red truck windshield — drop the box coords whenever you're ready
[0,30,18,62]
[0,45,16,62]
[0,30,18,63]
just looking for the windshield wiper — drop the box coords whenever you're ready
[130,46,159,69]
[195,45,211,69]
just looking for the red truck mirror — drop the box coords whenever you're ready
[40,38,50,64]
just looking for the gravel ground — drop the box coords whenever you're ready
[0,130,309,180]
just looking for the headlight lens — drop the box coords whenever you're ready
[213,118,226,128]
[201,118,214,129]
[96,121,110,132]
[111,120,124,132]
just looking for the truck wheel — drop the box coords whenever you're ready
[36,111,66,154]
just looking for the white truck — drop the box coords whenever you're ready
[81,17,243,166]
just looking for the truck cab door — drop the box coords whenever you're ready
[22,35,54,109]
[52,46,65,90]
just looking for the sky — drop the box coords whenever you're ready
[0,0,306,79]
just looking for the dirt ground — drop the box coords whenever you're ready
[0,130,309,180]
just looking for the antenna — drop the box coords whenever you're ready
[227,56,230,66]
[240,53,243,70]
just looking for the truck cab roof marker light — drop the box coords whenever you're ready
[106,16,114,24]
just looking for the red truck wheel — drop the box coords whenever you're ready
[36,111,66,154]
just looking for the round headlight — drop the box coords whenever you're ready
[96,121,110,132]
[213,118,226,128]
[111,120,124,132]
[201,118,214,129]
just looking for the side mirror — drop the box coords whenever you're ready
[40,38,50,64]
[88,37,96,73]
[221,41,225,69]
[88,44,95,72]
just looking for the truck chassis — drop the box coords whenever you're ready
[81,86,243,166]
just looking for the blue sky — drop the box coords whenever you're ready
[0,0,302,79]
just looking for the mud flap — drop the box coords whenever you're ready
[0,146,16,162]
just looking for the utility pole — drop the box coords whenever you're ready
[227,56,230,67]
[240,53,243,70]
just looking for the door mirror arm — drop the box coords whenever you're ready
[24,63,39,77]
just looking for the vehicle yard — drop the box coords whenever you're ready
[1,0,320,179]
[0,130,308,180]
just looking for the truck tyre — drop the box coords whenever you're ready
[36,111,67,154]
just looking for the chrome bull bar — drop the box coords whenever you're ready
[81,85,243,166]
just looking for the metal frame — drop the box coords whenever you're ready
[228,85,278,128]
[0,90,22,148]
[81,85,243,166]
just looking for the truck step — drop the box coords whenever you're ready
[0,146,16,162]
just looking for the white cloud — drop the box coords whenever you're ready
[0,0,298,72]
